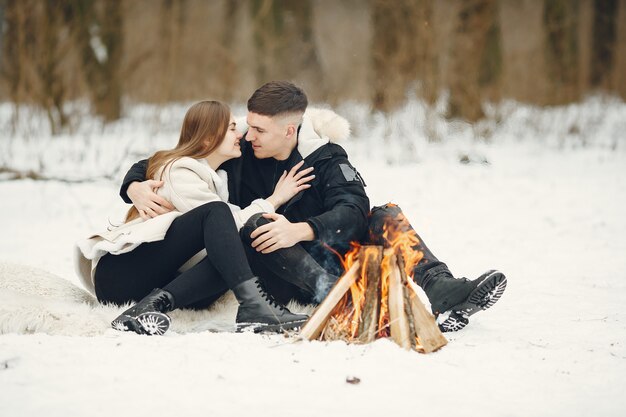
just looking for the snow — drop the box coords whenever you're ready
[1,99,626,416]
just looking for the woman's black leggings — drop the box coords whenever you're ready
[94,201,254,309]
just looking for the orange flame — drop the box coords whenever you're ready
[323,211,425,342]
[382,212,424,278]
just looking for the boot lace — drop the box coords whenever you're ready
[151,292,173,312]
[255,280,285,311]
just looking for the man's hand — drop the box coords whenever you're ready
[127,180,175,220]
[250,213,315,254]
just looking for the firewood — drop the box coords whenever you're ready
[393,250,419,349]
[406,279,448,353]
[299,261,361,341]
[396,251,418,348]
[393,250,447,352]
[387,254,412,350]
[357,245,383,343]
[402,284,418,349]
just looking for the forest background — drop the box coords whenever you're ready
[1,0,625,135]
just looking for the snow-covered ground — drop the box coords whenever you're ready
[1,99,625,416]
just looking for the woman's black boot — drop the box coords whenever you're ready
[111,288,176,336]
[232,278,308,333]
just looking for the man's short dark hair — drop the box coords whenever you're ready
[247,81,308,117]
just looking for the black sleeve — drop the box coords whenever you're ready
[119,159,148,203]
[306,156,370,247]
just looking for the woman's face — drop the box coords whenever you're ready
[214,115,243,161]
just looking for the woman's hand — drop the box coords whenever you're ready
[266,161,315,209]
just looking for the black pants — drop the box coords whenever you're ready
[240,204,449,304]
[240,214,338,305]
[95,201,253,309]
[368,203,449,286]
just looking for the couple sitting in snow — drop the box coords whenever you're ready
[76,81,507,335]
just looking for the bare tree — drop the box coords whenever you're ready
[1,0,74,133]
[2,0,625,129]
[159,0,185,103]
[543,0,582,103]
[1,0,30,119]
[250,0,285,83]
[216,0,240,101]
[66,0,123,121]
[614,0,626,98]
[0,0,6,97]
[415,0,439,106]
[448,0,499,121]
[590,0,619,89]
[37,0,72,132]
[371,0,423,112]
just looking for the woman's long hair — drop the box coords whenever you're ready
[126,100,231,222]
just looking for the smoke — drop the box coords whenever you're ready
[313,273,337,304]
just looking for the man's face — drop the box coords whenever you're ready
[245,112,293,160]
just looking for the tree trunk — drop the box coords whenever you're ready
[543,0,582,104]
[614,0,626,99]
[39,0,70,133]
[577,0,594,97]
[159,0,185,103]
[590,0,618,89]
[250,0,284,84]
[69,0,123,122]
[416,0,439,106]
[2,0,72,133]
[217,0,239,101]
[448,0,498,122]
[371,0,424,112]
[2,1,27,106]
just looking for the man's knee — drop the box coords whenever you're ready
[240,212,272,244]
[369,203,403,230]
[368,203,411,245]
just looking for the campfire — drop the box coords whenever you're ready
[300,219,447,353]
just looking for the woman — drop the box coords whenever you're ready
[76,101,314,335]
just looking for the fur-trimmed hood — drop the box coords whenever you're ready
[297,108,351,159]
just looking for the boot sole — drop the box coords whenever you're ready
[111,315,147,334]
[136,312,171,336]
[236,318,308,334]
[438,270,507,332]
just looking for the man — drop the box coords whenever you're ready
[121,81,507,332]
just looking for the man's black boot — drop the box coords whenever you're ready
[421,267,507,332]
[232,278,309,333]
[111,288,175,336]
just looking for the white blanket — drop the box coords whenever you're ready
[0,262,311,336]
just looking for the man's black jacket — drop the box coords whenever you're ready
[120,138,370,270]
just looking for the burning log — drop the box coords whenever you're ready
[406,279,448,353]
[396,250,448,353]
[403,279,419,350]
[387,253,413,350]
[299,261,361,341]
[299,240,447,354]
[357,246,383,343]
